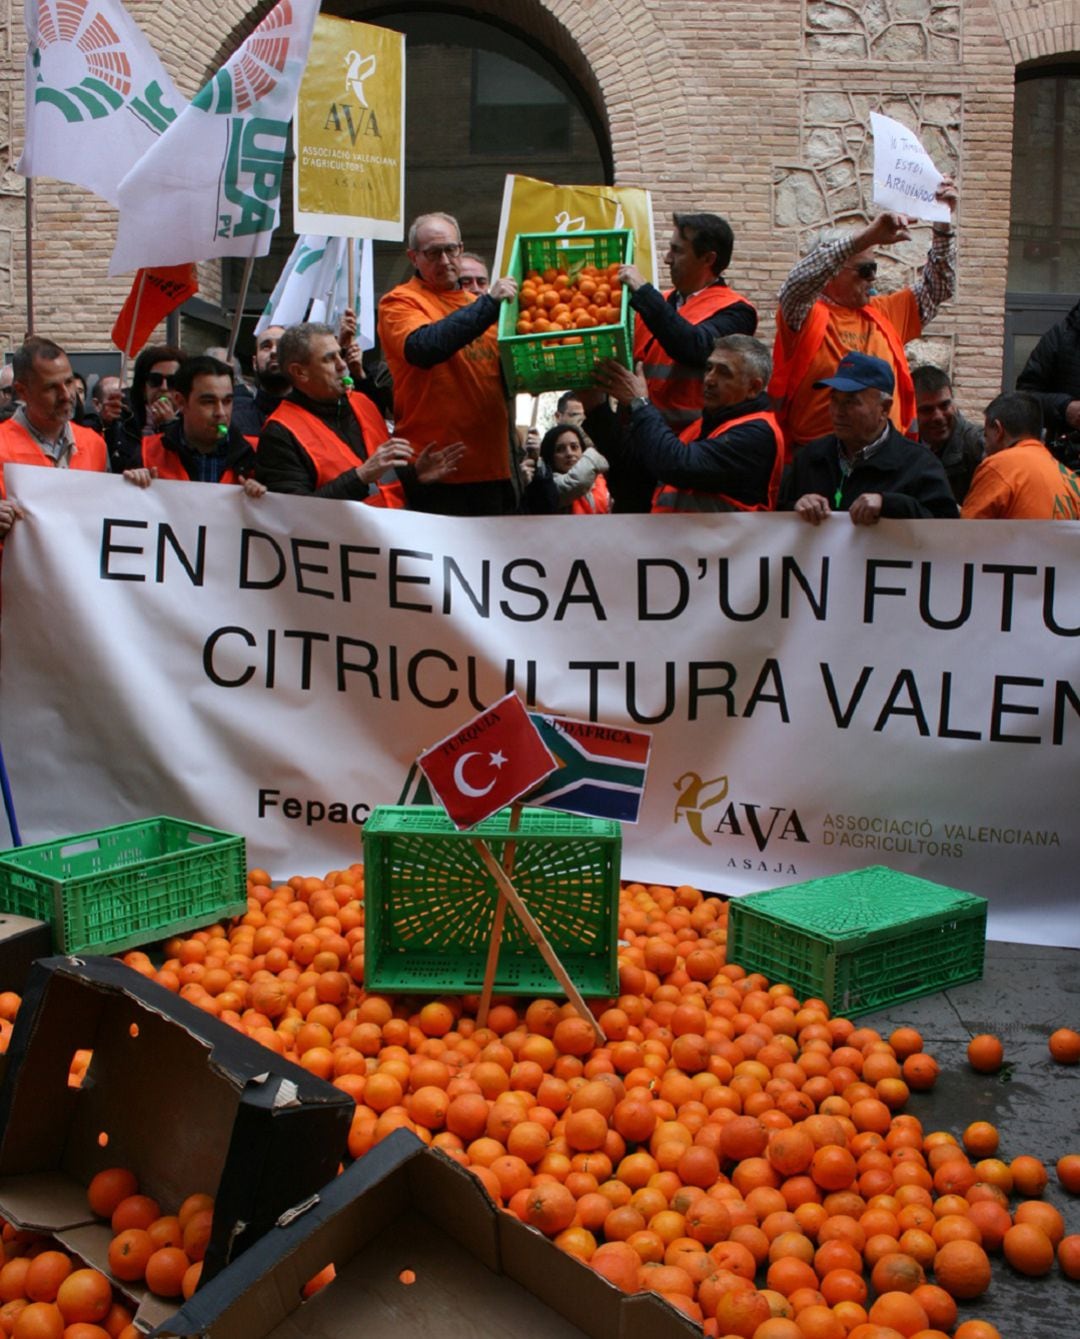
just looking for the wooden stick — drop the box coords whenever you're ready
[347,239,356,314]
[226,254,256,364]
[24,181,34,337]
[476,805,521,1026]
[471,836,605,1044]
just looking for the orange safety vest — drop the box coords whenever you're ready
[633,285,756,429]
[769,299,917,457]
[0,418,108,498]
[651,409,784,514]
[266,393,405,507]
[142,433,258,485]
[378,277,509,484]
[570,473,611,515]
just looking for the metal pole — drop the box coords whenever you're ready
[24,181,34,337]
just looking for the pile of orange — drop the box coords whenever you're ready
[0,1233,135,1339]
[0,868,1077,1338]
[513,264,623,347]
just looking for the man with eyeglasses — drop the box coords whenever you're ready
[770,177,958,455]
[378,212,520,515]
[0,337,108,541]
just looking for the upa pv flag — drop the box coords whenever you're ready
[255,235,375,347]
[18,0,187,206]
[110,0,319,275]
[418,693,557,829]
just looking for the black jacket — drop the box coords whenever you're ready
[255,390,390,501]
[779,425,959,518]
[1016,299,1080,438]
[629,282,757,368]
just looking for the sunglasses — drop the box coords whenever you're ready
[145,371,176,389]
[849,261,878,280]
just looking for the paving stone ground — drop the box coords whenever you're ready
[860,941,1080,1337]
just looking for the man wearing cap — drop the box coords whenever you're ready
[779,352,957,523]
[770,179,958,454]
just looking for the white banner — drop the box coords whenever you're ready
[2,467,1078,948]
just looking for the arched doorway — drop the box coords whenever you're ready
[222,4,611,333]
[1003,62,1080,388]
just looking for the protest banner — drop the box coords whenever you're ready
[2,467,1078,948]
[293,16,405,240]
[871,112,951,224]
[494,175,657,284]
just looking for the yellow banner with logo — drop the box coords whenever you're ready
[293,15,405,240]
[494,175,656,284]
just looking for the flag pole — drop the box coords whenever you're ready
[227,253,257,364]
[476,803,521,1027]
[347,240,356,314]
[118,269,148,387]
[24,182,34,336]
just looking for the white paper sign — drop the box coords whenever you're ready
[871,112,950,224]
[2,468,1079,949]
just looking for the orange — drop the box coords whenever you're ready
[144,1248,191,1299]
[1057,1153,1080,1193]
[1058,1233,1080,1279]
[54,1271,111,1325]
[952,1324,1003,1339]
[1013,1198,1064,1246]
[107,1230,153,1283]
[589,1241,640,1292]
[1002,1221,1055,1275]
[110,1195,160,1234]
[965,1034,1003,1072]
[932,1239,990,1298]
[960,1122,998,1158]
[11,1302,64,1339]
[1009,1154,1048,1197]
[867,1291,929,1335]
[1048,1026,1080,1063]
[86,1169,138,1220]
[25,1254,73,1304]
[869,1252,924,1294]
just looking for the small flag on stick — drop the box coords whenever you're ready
[417,693,557,830]
[111,264,198,355]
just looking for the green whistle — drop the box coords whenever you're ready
[342,375,354,389]
[217,423,228,439]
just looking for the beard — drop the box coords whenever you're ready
[257,367,291,396]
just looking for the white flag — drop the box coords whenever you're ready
[256,235,375,352]
[109,0,319,276]
[18,0,187,206]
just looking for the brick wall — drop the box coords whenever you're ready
[0,0,1069,416]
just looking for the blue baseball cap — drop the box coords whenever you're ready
[814,352,895,395]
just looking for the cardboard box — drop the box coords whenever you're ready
[154,1130,700,1339]
[0,955,354,1332]
[0,913,52,994]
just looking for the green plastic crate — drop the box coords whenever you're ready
[0,817,247,955]
[727,865,987,1017]
[363,805,620,997]
[497,229,634,393]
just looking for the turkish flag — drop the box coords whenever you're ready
[418,693,557,829]
[111,264,199,356]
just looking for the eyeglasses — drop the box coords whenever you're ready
[146,371,176,389]
[847,261,878,280]
[418,243,463,261]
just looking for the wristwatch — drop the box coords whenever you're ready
[628,395,650,413]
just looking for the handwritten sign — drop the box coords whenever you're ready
[870,112,950,224]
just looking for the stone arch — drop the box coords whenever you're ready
[994,0,1080,65]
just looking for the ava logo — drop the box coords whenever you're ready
[673,770,809,854]
[324,46,383,143]
[193,0,294,115]
[344,49,376,107]
[29,0,175,132]
[673,771,729,846]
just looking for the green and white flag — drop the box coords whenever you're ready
[256,234,375,350]
[18,0,187,206]
[109,0,319,276]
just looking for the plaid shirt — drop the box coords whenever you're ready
[779,228,956,332]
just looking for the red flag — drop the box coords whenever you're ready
[418,693,557,829]
[111,264,199,355]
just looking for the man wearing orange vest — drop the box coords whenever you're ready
[378,212,519,516]
[591,336,783,513]
[0,337,108,542]
[770,177,958,455]
[123,356,265,497]
[622,213,757,432]
[256,323,463,505]
[962,392,1080,520]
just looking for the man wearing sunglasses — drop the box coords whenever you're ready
[771,177,958,454]
[378,212,520,515]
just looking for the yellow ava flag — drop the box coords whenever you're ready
[293,15,405,239]
[494,175,657,284]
